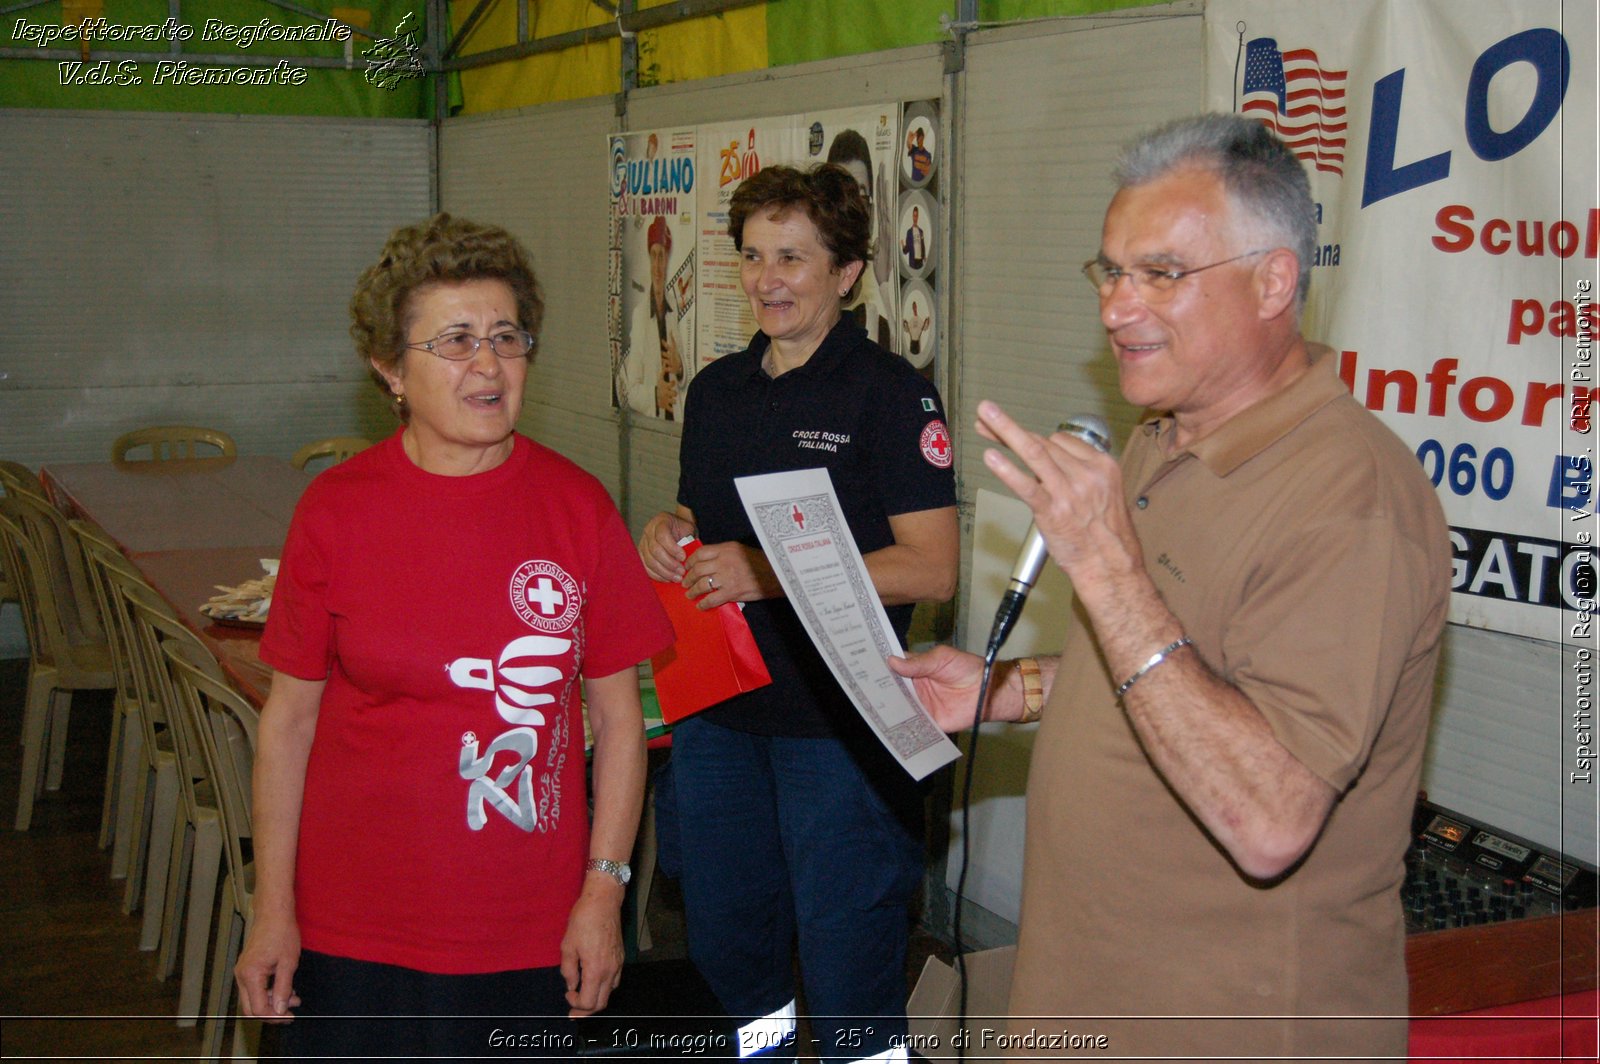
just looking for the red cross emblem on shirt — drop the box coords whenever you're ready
[920,420,953,469]
[525,577,565,615]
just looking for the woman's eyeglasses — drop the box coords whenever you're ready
[406,329,535,361]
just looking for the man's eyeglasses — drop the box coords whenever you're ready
[406,329,535,361]
[1082,249,1271,303]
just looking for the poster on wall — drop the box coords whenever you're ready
[610,129,698,421]
[613,102,937,394]
[694,120,800,367]
[693,106,909,368]
[896,101,941,376]
[803,107,902,359]
[1206,0,1597,644]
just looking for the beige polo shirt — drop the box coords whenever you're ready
[1006,349,1451,1060]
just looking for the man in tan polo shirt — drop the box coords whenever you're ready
[891,114,1450,1060]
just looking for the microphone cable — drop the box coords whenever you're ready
[951,609,1015,1060]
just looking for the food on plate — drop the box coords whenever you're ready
[198,559,278,625]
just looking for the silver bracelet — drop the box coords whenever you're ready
[1115,637,1193,698]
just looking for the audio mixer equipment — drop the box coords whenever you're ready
[1404,799,1597,934]
[1403,798,1598,1015]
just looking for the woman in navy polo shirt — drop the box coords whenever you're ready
[638,164,958,1063]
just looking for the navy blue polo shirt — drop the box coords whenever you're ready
[677,317,957,737]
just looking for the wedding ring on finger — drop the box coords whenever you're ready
[706,575,717,592]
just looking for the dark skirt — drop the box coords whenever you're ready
[278,949,579,1062]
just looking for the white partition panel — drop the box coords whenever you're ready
[0,109,431,467]
[1423,626,1596,864]
[439,98,623,500]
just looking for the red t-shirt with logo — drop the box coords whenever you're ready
[261,431,672,974]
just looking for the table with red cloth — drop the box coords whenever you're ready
[1411,988,1598,1062]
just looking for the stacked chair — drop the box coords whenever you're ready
[0,461,38,636]
[122,585,232,1028]
[79,542,184,929]
[111,425,237,464]
[77,523,229,1032]
[70,520,156,873]
[163,640,261,1060]
[0,486,115,831]
[5,464,264,1058]
[0,459,45,496]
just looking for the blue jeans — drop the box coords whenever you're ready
[667,716,924,1063]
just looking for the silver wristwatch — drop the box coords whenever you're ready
[585,858,632,886]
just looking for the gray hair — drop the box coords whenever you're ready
[1115,114,1317,309]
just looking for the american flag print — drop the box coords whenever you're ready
[1241,37,1348,176]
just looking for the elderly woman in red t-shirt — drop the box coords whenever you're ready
[235,214,672,1059]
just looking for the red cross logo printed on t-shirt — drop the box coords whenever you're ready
[525,577,565,615]
[509,559,581,633]
[920,420,954,469]
[792,503,806,530]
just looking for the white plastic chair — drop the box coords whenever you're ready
[95,568,183,926]
[290,435,372,471]
[123,583,229,1027]
[163,640,261,1060]
[69,519,154,873]
[112,425,237,465]
[0,492,115,831]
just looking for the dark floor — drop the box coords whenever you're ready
[0,657,952,1059]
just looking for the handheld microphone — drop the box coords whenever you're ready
[983,413,1111,657]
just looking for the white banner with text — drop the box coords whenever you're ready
[1205,0,1596,643]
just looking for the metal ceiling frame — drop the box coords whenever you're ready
[438,0,766,72]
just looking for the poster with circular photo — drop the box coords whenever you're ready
[898,189,937,280]
[900,102,938,188]
[899,279,937,370]
[816,114,900,357]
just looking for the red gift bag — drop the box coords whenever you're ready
[650,540,773,723]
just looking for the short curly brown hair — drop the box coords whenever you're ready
[350,213,545,413]
[727,164,871,301]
